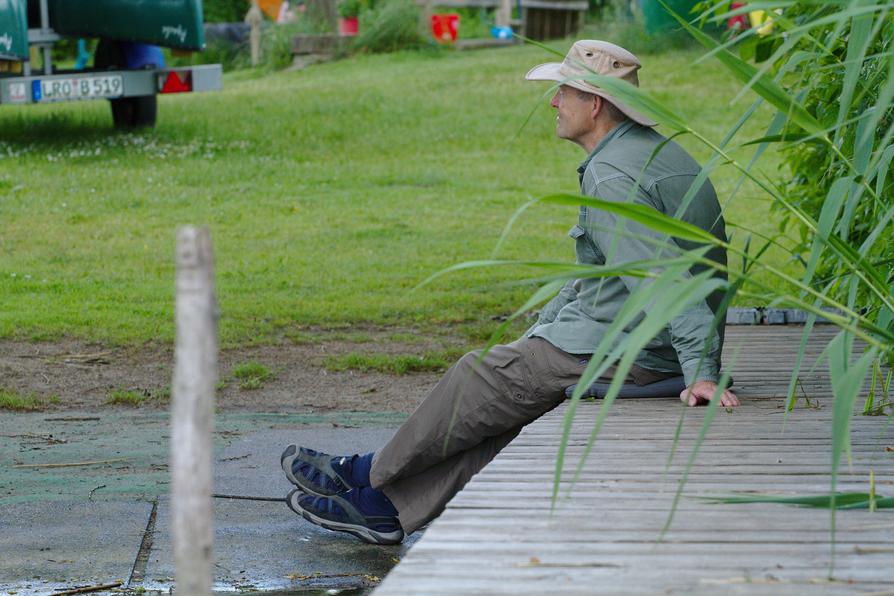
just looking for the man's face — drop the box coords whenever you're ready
[550,85,596,146]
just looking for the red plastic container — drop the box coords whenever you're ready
[339,16,359,36]
[431,13,459,43]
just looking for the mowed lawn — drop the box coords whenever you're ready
[0,37,791,347]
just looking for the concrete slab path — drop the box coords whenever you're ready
[1,411,416,595]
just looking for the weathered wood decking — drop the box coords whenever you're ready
[375,326,894,594]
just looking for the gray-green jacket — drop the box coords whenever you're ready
[526,121,728,386]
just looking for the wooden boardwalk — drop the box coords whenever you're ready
[375,326,894,594]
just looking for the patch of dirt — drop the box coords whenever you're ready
[0,330,470,414]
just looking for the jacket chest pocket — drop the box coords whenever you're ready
[569,224,603,265]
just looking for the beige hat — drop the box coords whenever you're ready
[525,39,657,127]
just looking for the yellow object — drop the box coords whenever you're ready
[0,60,24,73]
[749,9,776,36]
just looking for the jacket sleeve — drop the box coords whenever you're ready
[585,174,722,386]
[526,279,578,333]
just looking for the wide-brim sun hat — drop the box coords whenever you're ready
[525,39,657,127]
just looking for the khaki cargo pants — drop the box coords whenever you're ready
[369,337,607,534]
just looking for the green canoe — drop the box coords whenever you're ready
[48,0,205,50]
[0,0,28,60]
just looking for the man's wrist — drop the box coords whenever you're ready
[680,359,720,387]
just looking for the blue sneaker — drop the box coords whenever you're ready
[280,445,354,496]
[287,488,404,545]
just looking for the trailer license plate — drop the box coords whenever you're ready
[35,75,123,102]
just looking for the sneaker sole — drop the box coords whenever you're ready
[280,445,338,497]
[286,489,404,546]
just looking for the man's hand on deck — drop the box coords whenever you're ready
[680,381,739,407]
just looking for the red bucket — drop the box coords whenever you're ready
[339,16,359,36]
[431,13,459,43]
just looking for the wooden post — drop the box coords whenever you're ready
[245,0,264,67]
[496,0,512,29]
[420,0,433,41]
[171,226,218,596]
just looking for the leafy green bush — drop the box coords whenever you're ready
[448,7,494,40]
[589,3,698,55]
[765,5,894,310]
[190,36,250,71]
[353,0,429,53]
[204,0,249,23]
[340,0,370,18]
[598,17,695,54]
[262,20,321,70]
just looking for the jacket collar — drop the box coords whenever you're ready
[577,120,637,184]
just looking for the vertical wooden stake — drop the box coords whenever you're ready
[420,0,433,41]
[496,0,511,29]
[246,0,264,67]
[171,226,218,596]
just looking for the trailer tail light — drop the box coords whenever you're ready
[159,71,192,94]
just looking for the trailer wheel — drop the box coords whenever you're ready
[110,96,158,129]
[95,39,158,129]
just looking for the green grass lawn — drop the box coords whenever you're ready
[0,36,794,347]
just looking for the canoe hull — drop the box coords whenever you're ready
[0,0,28,60]
[47,0,206,51]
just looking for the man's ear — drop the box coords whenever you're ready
[590,95,603,121]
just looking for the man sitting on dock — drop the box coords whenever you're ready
[281,40,739,545]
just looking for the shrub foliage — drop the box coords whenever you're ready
[204,0,249,22]
[353,0,428,53]
[766,5,894,310]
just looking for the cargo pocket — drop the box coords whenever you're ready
[488,345,544,410]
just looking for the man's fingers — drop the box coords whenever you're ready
[681,387,740,407]
[720,391,740,407]
[728,392,740,407]
[682,391,705,407]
